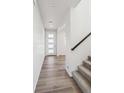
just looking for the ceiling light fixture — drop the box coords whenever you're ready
[49,21,53,23]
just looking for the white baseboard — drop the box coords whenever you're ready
[65,66,72,77]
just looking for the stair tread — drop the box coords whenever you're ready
[84,60,91,66]
[72,71,90,93]
[78,65,91,77]
[78,65,91,82]
[83,60,91,70]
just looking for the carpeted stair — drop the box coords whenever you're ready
[72,56,91,93]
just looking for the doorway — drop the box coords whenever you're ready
[45,29,57,55]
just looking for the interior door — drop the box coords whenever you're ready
[45,30,57,55]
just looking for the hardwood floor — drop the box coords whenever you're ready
[35,55,82,93]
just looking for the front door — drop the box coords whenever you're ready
[45,30,57,55]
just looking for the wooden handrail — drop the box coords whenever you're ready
[71,32,91,51]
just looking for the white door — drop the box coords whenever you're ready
[45,30,57,55]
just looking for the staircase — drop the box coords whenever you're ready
[72,56,91,93]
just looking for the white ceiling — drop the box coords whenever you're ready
[37,0,71,29]
[37,0,81,29]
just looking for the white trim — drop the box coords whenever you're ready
[65,66,72,77]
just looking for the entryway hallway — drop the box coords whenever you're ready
[33,0,91,92]
[35,56,82,93]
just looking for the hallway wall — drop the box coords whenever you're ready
[33,3,45,91]
[65,0,91,76]
[57,25,66,56]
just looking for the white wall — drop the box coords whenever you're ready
[57,25,66,56]
[65,0,91,76]
[33,3,45,91]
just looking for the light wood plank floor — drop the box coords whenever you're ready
[35,56,82,93]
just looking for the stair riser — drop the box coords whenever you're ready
[83,62,91,70]
[88,56,91,62]
[78,67,91,82]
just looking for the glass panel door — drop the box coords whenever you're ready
[45,30,57,55]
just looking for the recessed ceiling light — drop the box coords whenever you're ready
[49,21,53,23]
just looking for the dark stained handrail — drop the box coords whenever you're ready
[71,32,91,51]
